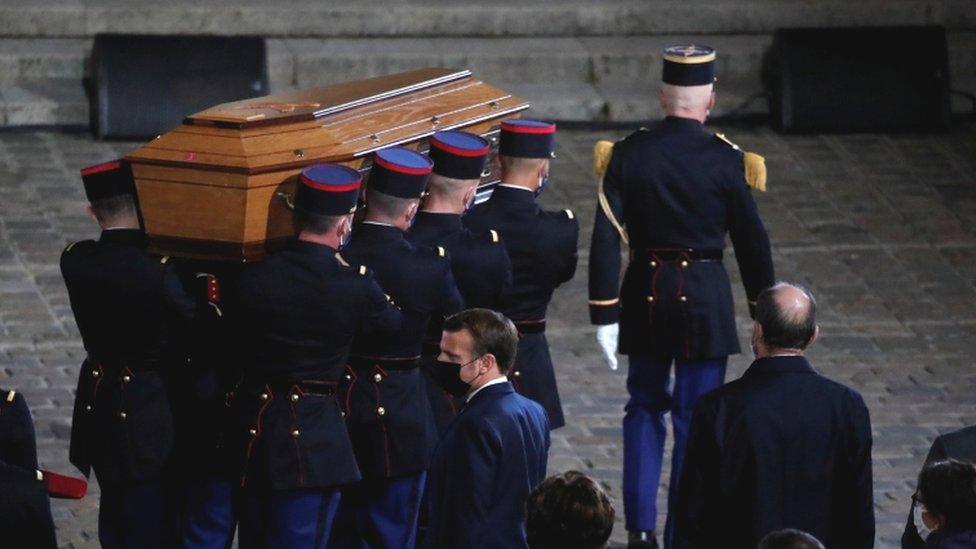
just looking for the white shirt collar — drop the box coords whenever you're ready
[466,375,508,402]
[497,183,534,193]
[361,220,395,227]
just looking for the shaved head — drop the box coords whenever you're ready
[755,282,818,351]
[659,83,715,121]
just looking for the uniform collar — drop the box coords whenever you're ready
[353,221,407,242]
[289,239,339,261]
[490,184,537,205]
[466,375,508,402]
[662,115,705,133]
[414,211,463,231]
[98,228,147,247]
[744,355,815,377]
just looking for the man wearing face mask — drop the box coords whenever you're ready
[332,147,464,549]
[464,119,579,430]
[910,460,976,548]
[408,130,513,435]
[588,44,774,549]
[426,308,550,549]
[672,283,874,549]
[230,164,403,547]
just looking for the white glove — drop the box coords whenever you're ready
[596,323,619,371]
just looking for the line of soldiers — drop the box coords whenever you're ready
[59,120,578,548]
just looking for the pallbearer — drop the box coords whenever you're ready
[464,119,579,430]
[587,44,774,548]
[61,160,198,548]
[408,130,512,434]
[332,147,463,549]
[231,164,403,548]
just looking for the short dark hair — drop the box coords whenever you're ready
[442,308,518,373]
[917,459,976,530]
[90,194,137,223]
[756,282,817,350]
[293,208,344,235]
[758,529,825,549]
[365,188,417,220]
[526,471,615,549]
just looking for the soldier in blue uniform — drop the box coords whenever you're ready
[587,45,774,548]
[408,130,512,434]
[230,164,403,548]
[332,147,464,548]
[60,159,200,548]
[463,119,578,430]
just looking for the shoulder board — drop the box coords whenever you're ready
[358,265,368,276]
[6,390,15,403]
[436,246,446,258]
[713,132,741,151]
[62,240,93,255]
[489,229,500,243]
[563,209,575,220]
[159,256,170,264]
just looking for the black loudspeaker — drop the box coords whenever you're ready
[90,34,268,139]
[767,26,950,132]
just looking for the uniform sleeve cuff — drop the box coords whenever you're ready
[589,299,620,325]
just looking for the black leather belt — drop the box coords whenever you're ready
[348,356,421,371]
[514,320,546,335]
[633,248,723,262]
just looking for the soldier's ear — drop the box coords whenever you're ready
[807,325,820,348]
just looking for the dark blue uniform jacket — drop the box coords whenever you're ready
[589,116,774,360]
[674,356,874,549]
[426,381,550,549]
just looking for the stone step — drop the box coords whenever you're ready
[1,0,973,38]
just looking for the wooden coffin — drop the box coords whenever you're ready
[125,68,529,262]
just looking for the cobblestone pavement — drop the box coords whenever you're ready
[0,123,973,548]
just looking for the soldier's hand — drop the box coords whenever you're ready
[596,323,619,371]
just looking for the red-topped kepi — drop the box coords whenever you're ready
[367,146,433,199]
[294,163,363,215]
[79,159,134,202]
[429,130,490,180]
[499,119,556,159]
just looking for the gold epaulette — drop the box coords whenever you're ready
[715,133,767,192]
[593,140,629,245]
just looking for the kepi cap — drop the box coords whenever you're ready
[662,44,716,86]
[80,160,134,202]
[429,131,490,180]
[367,147,433,199]
[294,163,362,215]
[499,119,556,159]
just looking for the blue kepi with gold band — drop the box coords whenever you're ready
[662,44,716,86]
[295,163,362,215]
[428,130,490,180]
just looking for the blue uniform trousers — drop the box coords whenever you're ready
[98,478,174,549]
[329,471,426,549]
[181,476,236,549]
[238,487,341,549]
[623,356,727,547]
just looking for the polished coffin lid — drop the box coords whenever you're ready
[124,68,528,261]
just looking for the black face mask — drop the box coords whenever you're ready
[432,356,483,398]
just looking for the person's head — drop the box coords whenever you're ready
[758,529,825,549]
[292,164,362,248]
[364,147,432,230]
[425,131,489,213]
[526,471,615,549]
[438,308,518,393]
[752,282,819,357]
[658,44,718,123]
[915,459,976,533]
[80,160,140,230]
[496,119,556,191]
[658,83,715,122]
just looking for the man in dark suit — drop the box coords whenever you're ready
[408,130,512,434]
[464,119,579,430]
[587,44,774,548]
[231,164,404,547]
[426,308,550,549]
[60,160,200,548]
[673,283,874,549]
[903,424,976,548]
[333,147,464,548]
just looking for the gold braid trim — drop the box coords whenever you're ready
[594,140,629,245]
